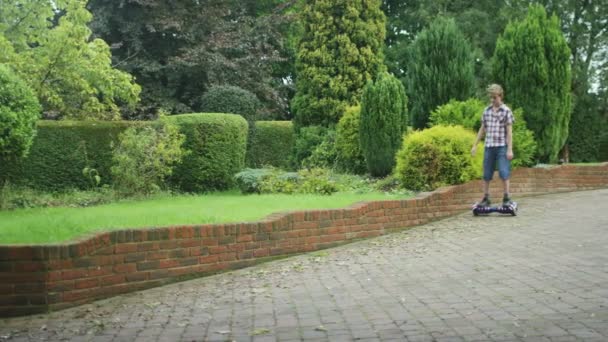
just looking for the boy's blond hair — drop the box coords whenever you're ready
[487,84,504,97]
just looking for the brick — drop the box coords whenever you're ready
[178,257,199,267]
[13,282,45,294]
[47,281,74,292]
[149,269,170,280]
[146,250,169,260]
[209,246,227,254]
[168,249,188,258]
[62,290,90,302]
[72,258,96,268]
[188,247,209,257]
[179,239,200,248]
[237,234,254,243]
[0,284,14,295]
[0,262,13,272]
[126,272,148,282]
[253,249,269,258]
[137,260,160,271]
[202,238,219,246]
[159,240,180,250]
[75,278,99,290]
[68,244,88,258]
[137,242,159,252]
[62,269,89,280]
[101,275,125,287]
[199,255,219,264]
[159,259,180,269]
[238,251,254,260]
[88,266,113,277]
[124,253,146,263]
[218,236,236,245]
[0,295,27,306]
[115,244,138,254]
[218,253,237,262]
[113,263,136,274]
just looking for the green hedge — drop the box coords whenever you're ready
[246,121,294,169]
[0,121,143,191]
[395,125,483,191]
[167,113,248,192]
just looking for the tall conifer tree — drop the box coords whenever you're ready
[493,4,572,163]
[292,0,386,129]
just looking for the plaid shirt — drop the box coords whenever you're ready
[482,104,514,147]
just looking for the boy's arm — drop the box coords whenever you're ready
[471,126,485,156]
[506,124,513,160]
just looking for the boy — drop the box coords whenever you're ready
[471,84,514,207]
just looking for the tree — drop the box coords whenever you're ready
[87,0,297,119]
[0,0,140,120]
[568,92,603,162]
[406,17,476,129]
[0,65,41,157]
[382,0,508,88]
[291,0,387,129]
[359,72,408,177]
[499,1,607,161]
[492,4,572,163]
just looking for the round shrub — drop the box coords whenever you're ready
[0,120,144,191]
[246,121,295,169]
[0,64,41,157]
[336,106,366,174]
[395,125,483,191]
[167,113,248,192]
[430,99,537,167]
[198,85,263,122]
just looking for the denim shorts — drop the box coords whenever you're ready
[483,146,511,181]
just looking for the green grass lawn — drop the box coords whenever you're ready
[0,191,411,245]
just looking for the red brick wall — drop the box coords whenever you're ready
[1,164,607,317]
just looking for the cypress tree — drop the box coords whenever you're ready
[292,0,386,129]
[359,72,408,177]
[406,17,476,129]
[492,4,572,163]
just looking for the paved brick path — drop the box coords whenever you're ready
[1,189,607,342]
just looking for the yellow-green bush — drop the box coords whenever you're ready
[430,99,537,167]
[395,125,483,191]
[336,106,366,174]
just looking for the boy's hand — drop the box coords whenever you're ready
[471,145,477,156]
[507,150,514,160]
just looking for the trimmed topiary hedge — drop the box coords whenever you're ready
[167,113,248,192]
[0,121,143,191]
[246,121,294,169]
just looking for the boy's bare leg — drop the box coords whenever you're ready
[483,181,490,196]
[502,179,510,196]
